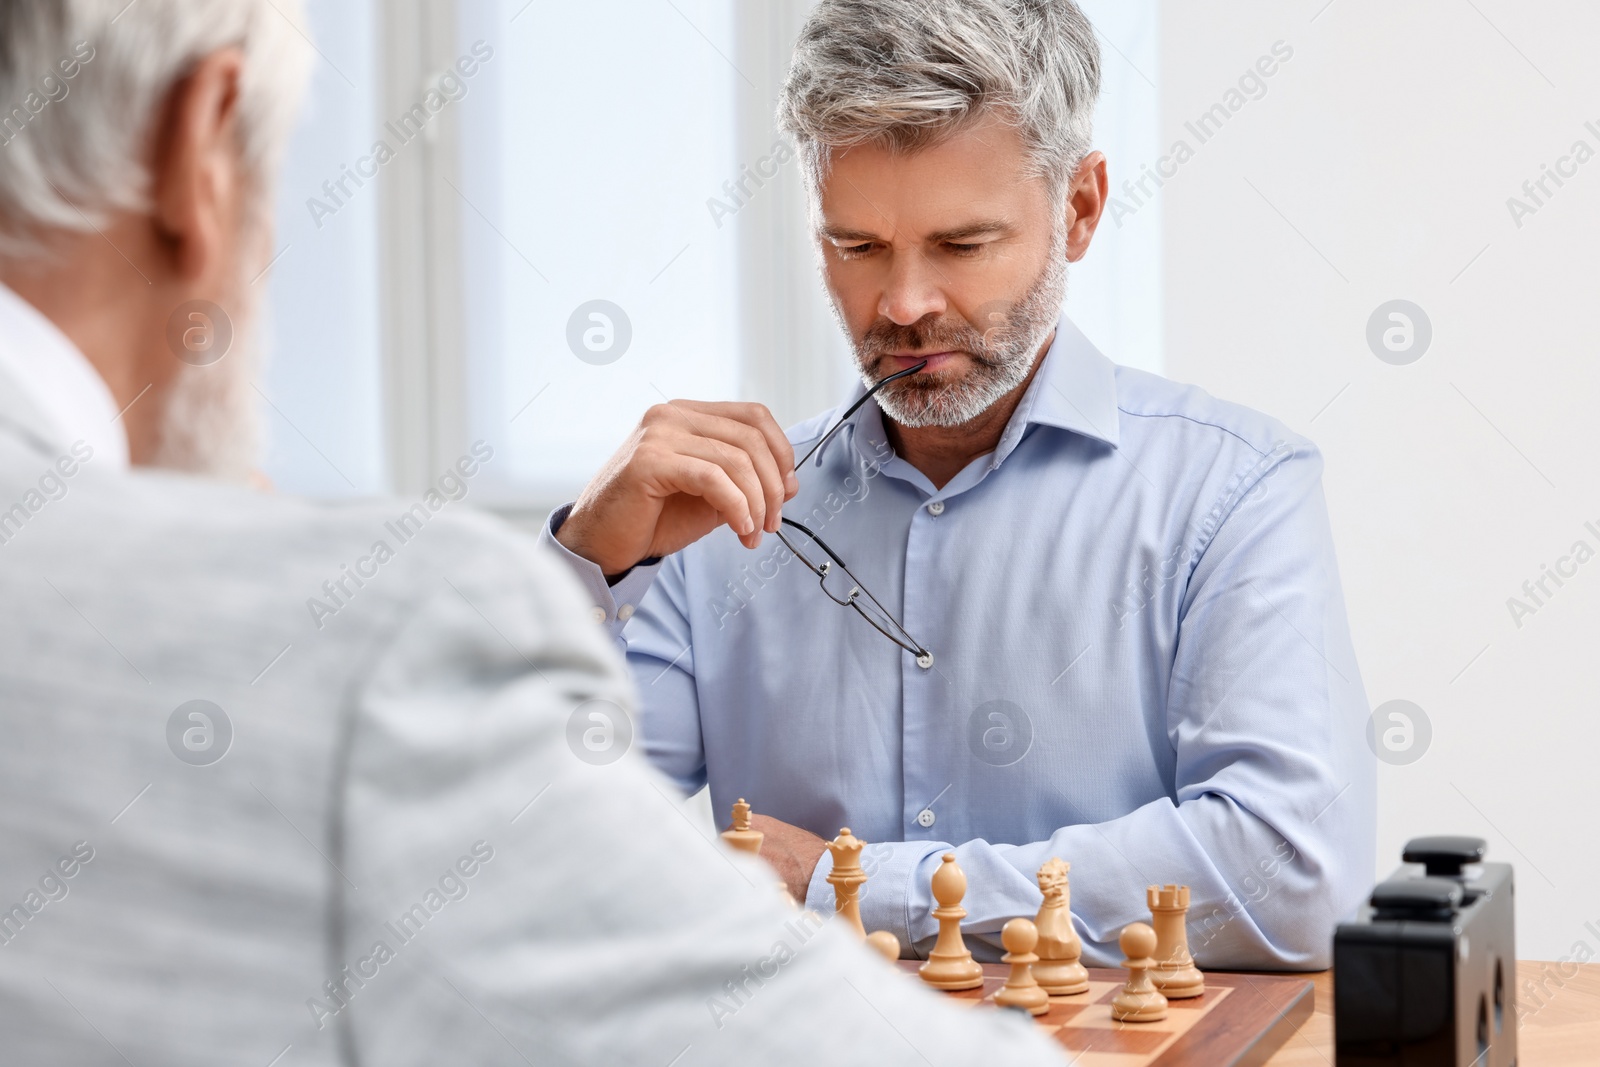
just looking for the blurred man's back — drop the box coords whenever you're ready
[0,376,637,1061]
[0,370,1064,1064]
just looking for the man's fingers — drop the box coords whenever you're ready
[667,411,789,532]
[723,402,798,494]
[662,454,758,543]
[658,401,797,501]
[562,401,788,572]
[668,435,770,539]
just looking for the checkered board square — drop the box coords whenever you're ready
[898,964,1314,1067]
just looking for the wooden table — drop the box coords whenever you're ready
[1261,960,1600,1065]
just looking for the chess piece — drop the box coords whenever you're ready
[827,827,868,938]
[918,854,985,990]
[915,857,985,991]
[1148,884,1205,998]
[720,798,764,855]
[1033,857,1089,995]
[993,918,1050,1015]
[1111,922,1169,1023]
[866,930,901,962]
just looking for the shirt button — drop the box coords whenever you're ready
[616,603,635,622]
[926,500,945,516]
[590,606,606,623]
[916,809,936,828]
[916,652,934,670]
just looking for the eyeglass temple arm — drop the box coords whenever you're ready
[782,359,932,659]
[844,577,930,658]
[795,359,928,470]
[777,519,930,658]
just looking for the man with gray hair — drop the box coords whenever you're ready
[0,1,1071,1063]
[550,0,1374,970]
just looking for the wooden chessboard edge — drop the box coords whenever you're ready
[1153,974,1314,1067]
[894,960,1317,1067]
[1233,982,1314,1067]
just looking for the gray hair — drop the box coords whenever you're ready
[776,0,1101,201]
[0,0,310,261]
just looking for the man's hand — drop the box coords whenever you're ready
[556,401,799,577]
[748,814,829,904]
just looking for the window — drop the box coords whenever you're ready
[260,0,1162,510]
[260,0,385,497]
[455,0,746,509]
[1071,0,1163,377]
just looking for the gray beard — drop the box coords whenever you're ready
[148,296,263,484]
[842,225,1070,429]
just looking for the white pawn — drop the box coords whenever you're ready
[866,930,901,963]
[993,918,1049,1016]
[1111,922,1169,1023]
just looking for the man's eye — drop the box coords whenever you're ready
[837,243,874,258]
[945,242,984,256]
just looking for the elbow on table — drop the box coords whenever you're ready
[1246,847,1371,971]
[1190,881,1334,971]
[1255,885,1338,970]
[1229,775,1377,970]
[1192,835,1369,972]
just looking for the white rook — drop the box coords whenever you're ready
[1147,884,1205,998]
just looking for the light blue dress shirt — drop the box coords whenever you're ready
[541,315,1375,970]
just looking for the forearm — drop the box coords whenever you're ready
[807,792,1364,970]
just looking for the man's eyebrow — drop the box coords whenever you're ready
[818,225,884,243]
[818,220,1018,243]
[925,219,1017,242]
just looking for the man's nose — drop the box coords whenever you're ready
[878,251,947,327]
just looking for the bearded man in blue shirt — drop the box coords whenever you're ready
[541,0,1374,970]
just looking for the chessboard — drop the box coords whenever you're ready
[895,961,1313,1067]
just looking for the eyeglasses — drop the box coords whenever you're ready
[775,361,934,666]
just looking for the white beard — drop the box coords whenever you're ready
[148,294,264,483]
[842,223,1070,429]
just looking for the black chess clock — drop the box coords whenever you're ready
[1334,836,1517,1067]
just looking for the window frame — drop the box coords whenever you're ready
[373,0,849,518]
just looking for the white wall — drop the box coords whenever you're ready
[1160,0,1600,961]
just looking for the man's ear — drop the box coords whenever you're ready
[152,48,246,280]
[1063,150,1108,263]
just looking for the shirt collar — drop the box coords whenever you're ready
[996,314,1121,453]
[826,311,1121,474]
[0,280,130,469]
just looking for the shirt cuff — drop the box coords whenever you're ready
[537,504,666,636]
[805,837,949,958]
